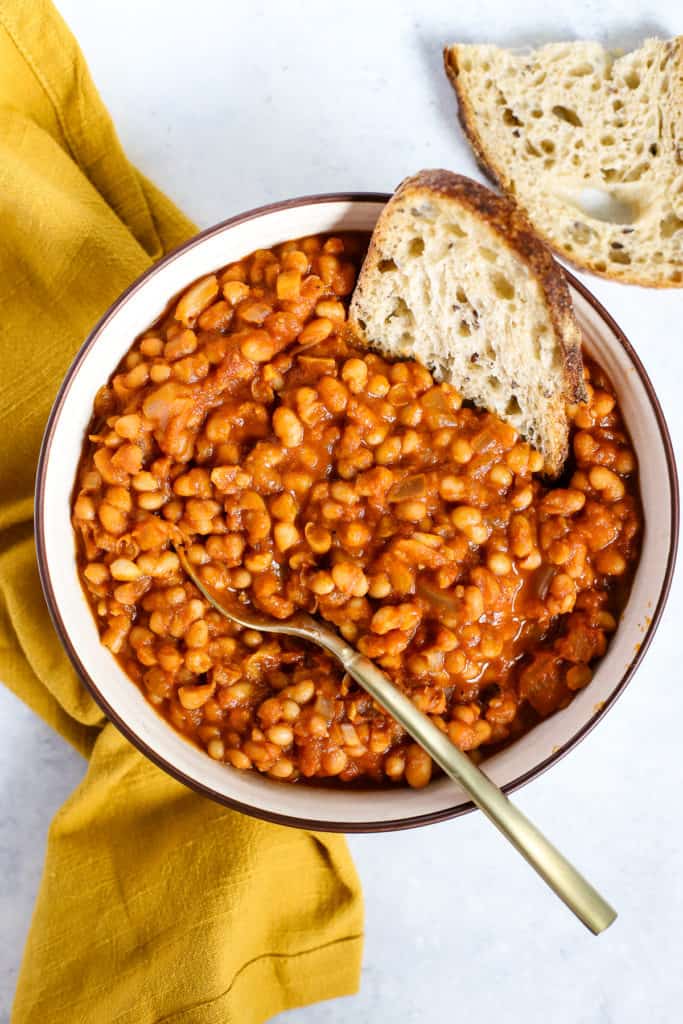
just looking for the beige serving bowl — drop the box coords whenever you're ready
[35,194,678,832]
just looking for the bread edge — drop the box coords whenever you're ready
[350,169,588,474]
[443,41,683,289]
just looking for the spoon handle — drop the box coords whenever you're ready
[343,649,616,935]
[173,541,615,932]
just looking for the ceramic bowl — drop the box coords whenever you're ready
[35,194,678,832]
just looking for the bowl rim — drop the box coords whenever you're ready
[34,191,680,833]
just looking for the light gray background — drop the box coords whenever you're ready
[2,1,682,1021]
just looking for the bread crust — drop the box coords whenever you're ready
[443,47,504,191]
[443,42,683,288]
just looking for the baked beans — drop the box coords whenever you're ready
[72,232,641,787]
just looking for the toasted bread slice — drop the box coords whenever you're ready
[349,170,586,475]
[444,38,683,287]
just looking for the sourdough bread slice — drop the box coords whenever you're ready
[444,37,683,287]
[349,170,586,475]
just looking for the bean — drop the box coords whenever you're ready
[207,738,225,760]
[266,724,294,747]
[273,522,300,551]
[178,679,215,709]
[451,506,482,531]
[589,466,625,501]
[405,745,432,788]
[299,318,333,346]
[175,275,218,326]
[241,331,275,362]
[341,358,368,393]
[322,748,348,776]
[269,758,295,779]
[487,552,512,576]
[84,562,109,585]
[332,562,369,597]
[273,406,304,447]
[110,558,142,582]
[227,749,252,770]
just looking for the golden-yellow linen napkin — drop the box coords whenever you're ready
[0,2,363,1020]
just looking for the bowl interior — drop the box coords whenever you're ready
[37,197,676,830]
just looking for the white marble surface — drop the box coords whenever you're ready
[3,0,682,1020]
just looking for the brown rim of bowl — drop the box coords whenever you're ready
[34,191,679,834]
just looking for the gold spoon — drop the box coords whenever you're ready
[174,541,616,935]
